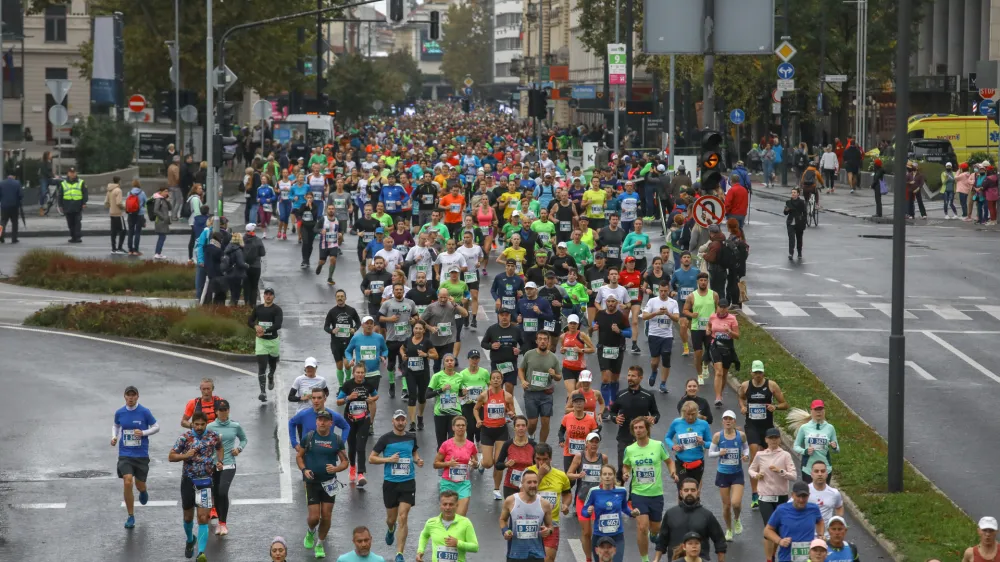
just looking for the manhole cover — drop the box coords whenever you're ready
[58,470,111,479]
[858,234,893,239]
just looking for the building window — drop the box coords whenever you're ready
[46,68,69,80]
[495,63,511,78]
[495,13,522,28]
[2,69,23,99]
[495,37,522,52]
[45,5,68,43]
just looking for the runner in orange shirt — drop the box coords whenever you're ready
[439,184,467,240]
[558,393,600,470]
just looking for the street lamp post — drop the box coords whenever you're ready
[205,0,218,227]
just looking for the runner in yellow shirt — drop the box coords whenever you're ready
[581,178,608,230]
[527,443,572,562]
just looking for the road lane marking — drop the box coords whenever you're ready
[0,324,294,506]
[569,538,587,562]
[960,296,988,300]
[976,305,1000,320]
[803,273,820,277]
[846,257,875,261]
[924,304,972,321]
[767,301,808,317]
[819,302,864,318]
[12,503,66,509]
[871,302,916,319]
[921,331,1000,385]
[740,305,756,316]
[120,500,177,507]
[855,290,869,296]
[763,327,1000,334]
[841,284,855,289]
[825,278,840,283]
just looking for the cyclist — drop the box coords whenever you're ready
[798,159,824,210]
[112,385,159,529]
[370,410,425,562]
[296,410,350,560]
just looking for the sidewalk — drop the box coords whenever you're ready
[6,195,247,238]
[751,176,998,229]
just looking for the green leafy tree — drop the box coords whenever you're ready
[577,0,626,100]
[49,0,332,101]
[71,116,135,174]
[438,2,491,89]
[374,51,424,100]
[326,53,391,120]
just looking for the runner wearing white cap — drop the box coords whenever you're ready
[565,369,605,422]
[555,313,596,396]
[964,517,999,562]
[708,410,750,541]
[289,357,329,413]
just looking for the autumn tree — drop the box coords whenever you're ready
[438,2,491,89]
[327,52,422,121]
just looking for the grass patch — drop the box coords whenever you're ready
[734,317,973,561]
[12,249,195,297]
[25,301,254,355]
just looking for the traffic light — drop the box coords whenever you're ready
[218,101,237,132]
[461,98,471,113]
[390,0,404,22]
[157,90,175,121]
[699,129,724,192]
[527,89,547,119]
[213,133,239,169]
[429,11,440,40]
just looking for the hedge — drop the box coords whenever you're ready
[14,249,194,297]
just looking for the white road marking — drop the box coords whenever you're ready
[756,292,785,297]
[871,302,916,319]
[960,296,988,300]
[846,257,875,261]
[845,353,936,381]
[819,302,864,319]
[909,254,928,258]
[924,304,972,321]
[855,290,869,296]
[767,301,808,317]
[740,305,756,316]
[803,273,820,277]
[825,278,840,283]
[569,538,588,562]
[12,503,67,509]
[763,327,1000,334]
[0,324,294,506]
[841,284,855,289]
[120,500,177,508]
[921,331,1000,385]
[976,305,1000,320]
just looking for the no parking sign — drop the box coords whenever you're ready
[690,195,726,227]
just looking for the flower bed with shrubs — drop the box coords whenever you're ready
[12,249,194,297]
[25,301,254,355]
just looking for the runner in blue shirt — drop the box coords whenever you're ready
[616,182,642,234]
[764,480,825,562]
[336,526,387,562]
[369,410,426,562]
[670,252,701,356]
[582,464,639,562]
[664,401,713,489]
[345,316,390,424]
[288,386,351,448]
[112,385,159,529]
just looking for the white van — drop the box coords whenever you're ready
[276,113,336,147]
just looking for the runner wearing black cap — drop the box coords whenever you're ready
[249,287,283,402]
[480,308,524,394]
[112,385,159,530]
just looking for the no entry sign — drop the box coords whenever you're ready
[690,195,726,227]
[128,94,147,113]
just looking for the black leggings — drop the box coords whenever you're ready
[387,341,405,373]
[188,226,198,260]
[347,417,371,472]
[786,225,804,255]
[301,223,316,263]
[256,355,278,392]
[405,369,430,407]
[434,413,457,449]
[211,468,236,523]
[461,403,481,444]
[111,216,126,251]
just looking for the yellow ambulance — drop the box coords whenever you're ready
[907,114,999,163]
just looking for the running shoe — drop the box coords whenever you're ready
[402,389,409,400]
[702,364,709,378]
[197,553,207,562]
[357,473,367,488]
[386,525,396,545]
[268,374,275,390]
[259,392,266,402]
[395,554,406,562]
[139,490,148,505]
[647,372,656,387]
[682,342,690,356]
[389,383,396,399]
[751,493,760,510]
[218,523,230,536]
[327,279,335,286]
[124,515,135,529]
[697,374,705,386]
[725,528,733,542]
[349,466,357,482]
[369,423,375,435]
[631,343,641,355]
[316,262,324,275]
[185,539,196,559]
[304,530,316,549]
[314,543,326,558]
[409,422,417,432]
[733,517,743,535]
[470,318,478,329]
[714,399,723,408]
[210,508,217,520]
[417,417,425,430]
[493,489,503,500]
[659,383,668,394]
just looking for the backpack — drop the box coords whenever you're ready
[719,237,740,268]
[180,196,193,219]
[220,252,233,276]
[734,238,750,263]
[795,152,808,169]
[802,169,818,187]
[125,192,141,214]
[145,198,156,220]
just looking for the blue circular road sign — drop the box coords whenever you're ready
[729,109,745,125]
[980,99,995,116]
[777,62,795,80]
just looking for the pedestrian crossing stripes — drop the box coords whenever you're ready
[745,302,1000,323]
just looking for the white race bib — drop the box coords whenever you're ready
[559,221,572,232]
[464,271,478,283]
[678,432,699,450]
[407,357,425,371]
[568,438,585,454]
[523,318,538,332]
[349,401,368,417]
[195,487,213,509]
[509,469,524,487]
[439,393,458,410]
[627,288,639,301]
[122,432,142,447]
[598,512,621,534]
[391,457,412,477]
[791,542,811,562]
[748,404,767,421]
[487,403,506,420]
[515,517,540,539]
[502,296,516,309]
[437,322,453,336]
[564,348,579,362]
[449,464,468,482]
[360,345,377,361]
[436,546,459,562]
[635,467,655,484]
[601,347,619,359]
[530,371,550,387]
[497,362,514,374]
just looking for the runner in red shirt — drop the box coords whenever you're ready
[558,393,600,470]
[619,256,644,355]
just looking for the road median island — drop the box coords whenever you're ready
[10,249,195,297]
[25,301,254,355]
[733,316,972,561]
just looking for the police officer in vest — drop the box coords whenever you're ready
[58,167,88,243]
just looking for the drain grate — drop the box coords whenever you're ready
[859,234,893,239]
[58,470,112,479]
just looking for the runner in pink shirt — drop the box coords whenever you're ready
[707,299,741,406]
[433,416,479,515]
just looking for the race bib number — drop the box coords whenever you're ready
[598,513,621,534]
[696,317,709,331]
[540,491,558,509]
[515,517,541,539]
[416,264,430,274]
[465,387,483,402]
[539,232,550,245]
[487,403,506,420]
[606,247,620,259]
[370,281,384,293]
[391,457,412,477]
[627,288,639,301]
[464,271,478,283]
[360,345,377,361]
[440,393,458,410]
[679,287,694,300]
[363,233,374,243]
[791,542,811,562]
[349,401,368,417]
[523,318,538,332]
[407,357,425,371]
[568,438,585,454]
[720,448,740,466]
[582,465,601,482]
[564,348,579,362]
[601,347,619,360]
[417,305,428,316]
[759,495,779,503]
[634,247,646,258]
[509,469,524,487]
[635,467,655,484]
[480,225,490,235]
[515,262,523,275]
[334,199,347,208]
[748,404,767,420]
[438,323,453,336]
[386,200,397,211]
[436,546,459,562]
[590,279,604,290]
[122,432,142,447]
[449,204,461,214]
[325,232,337,244]
[543,320,556,332]
[497,362,514,374]
[559,221,572,232]
[280,190,290,200]
[394,322,409,336]
[423,195,435,205]
[502,296,516,309]
[678,432,699,450]
[449,464,468,482]
[530,371,549,387]
[806,434,829,449]
[302,211,313,221]
[590,204,602,215]
[195,487,213,509]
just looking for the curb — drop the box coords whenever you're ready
[13,227,200,239]
[727,310,902,561]
[10,323,257,365]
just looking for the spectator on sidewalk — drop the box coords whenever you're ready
[243,223,266,307]
[38,151,54,214]
[103,176,126,254]
[167,155,183,221]
[204,231,227,305]
[819,146,839,193]
[904,161,927,220]
[724,173,749,229]
[224,232,249,306]
[0,174,23,243]
[842,137,862,193]
[869,159,885,218]
[956,162,974,221]
[125,179,148,256]
[58,167,88,243]
[186,184,205,263]
[151,185,173,260]
[194,211,214,301]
